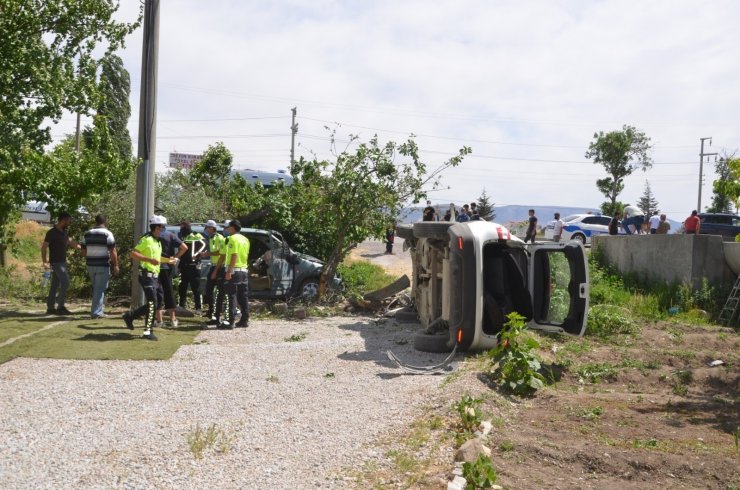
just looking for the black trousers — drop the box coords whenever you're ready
[524,229,536,243]
[131,274,159,330]
[156,268,176,310]
[223,270,249,326]
[178,265,202,309]
[211,267,226,320]
[204,265,218,316]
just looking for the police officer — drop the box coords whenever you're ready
[220,219,250,329]
[201,220,225,324]
[123,215,177,340]
[177,221,206,311]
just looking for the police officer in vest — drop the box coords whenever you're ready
[201,220,225,324]
[177,221,206,311]
[123,215,177,340]
[220,219,250,329]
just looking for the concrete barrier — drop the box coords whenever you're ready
[592,234,736,289]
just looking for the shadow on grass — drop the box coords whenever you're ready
[74,332,140,342]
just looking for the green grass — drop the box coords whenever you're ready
[338,260,398,297]
[0,309,200,365]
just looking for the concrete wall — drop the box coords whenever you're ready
[592,234,736,289]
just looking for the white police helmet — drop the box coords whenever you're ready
[149,215,167,225]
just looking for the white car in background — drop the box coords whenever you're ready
[544,214,618,245]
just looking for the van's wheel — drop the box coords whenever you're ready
[413,222,453,239]
[395,225,414,240]
[299,278,320,299]
[413,332,453,353]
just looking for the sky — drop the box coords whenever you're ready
[49,0,740,222]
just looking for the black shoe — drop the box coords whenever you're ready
[123,312,134,330]
[217,322,234,330]
[143,330,158,341]
[56,307,73,315]
[235,320,249,328]
[206,318,219,326]
[45,308,56,315]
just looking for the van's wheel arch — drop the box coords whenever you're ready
[413,332,453,353]
[413,222,453,239]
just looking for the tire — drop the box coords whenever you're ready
[395,225,414,240]
[299,278,320,299]
[571,233,586,245]
[413,222,453,239]
[395,309,420,323]
[413,331,453,353]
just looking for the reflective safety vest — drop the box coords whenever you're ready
[134,234,162,274]
[225,233,250,269]
[182,232,206,265]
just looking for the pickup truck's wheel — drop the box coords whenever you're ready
[299,278,320,299]
[413,332,453,353]
[413,222,453,239]
[395,225,414,240]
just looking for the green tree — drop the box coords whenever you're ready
[0,0,140,264]
[155,169,226,225]
[83,54,133,161]
[476,189,495,221]
[708,151,737,213]
[585,125,652,213]
[637,180,659,217]
[190,142,233,210]
[600,201,625,218]
[292,132,471,296]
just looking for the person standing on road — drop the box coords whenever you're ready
[657,214,671,234]
[552,212,565,242]
[684,210,701,235]
[220,220,250,329]
[385,227,395,255]
[608,213,621,235]
[648,211,661,234]
[201,220,225,322]
[41,212,80,315]
[524,209,537,243]
[123,215,177,341]
[177,221,206,312]
[156,217,187,328]
[80,214,119,319]
[422,200,437,221]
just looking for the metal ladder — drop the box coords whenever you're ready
[718,276,740,326]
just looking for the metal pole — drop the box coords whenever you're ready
[74,113,81,153]
[698,138,706,211]
[290,106,297,174]
[132,0,160,308]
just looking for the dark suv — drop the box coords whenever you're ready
[698,213,740,241]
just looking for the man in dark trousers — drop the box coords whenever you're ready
[524,209,537,243]
[123,215,177,341]
[201,220,225,322]
[177,221,206,312]
[219,220,250,329]
[155,216,187,328]
[41,212,80,315]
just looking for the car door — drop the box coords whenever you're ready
[266,231,294,296]
[526,241,589,335]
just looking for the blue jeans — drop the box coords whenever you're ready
[87,265,111,317]
[47,262,70,310]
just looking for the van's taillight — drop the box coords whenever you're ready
[458,237,463,250]
[457,328,463,343]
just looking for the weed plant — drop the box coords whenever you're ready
[462,453,498,489]
[487,312,546,396]
[337,261,397,299]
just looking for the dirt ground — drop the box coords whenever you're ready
[348,240,739,489]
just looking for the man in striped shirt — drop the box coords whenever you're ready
[80,215,119,319]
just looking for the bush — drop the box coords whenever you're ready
[487,312,546,396]
[337,261,397,298]
[587,304,639,339]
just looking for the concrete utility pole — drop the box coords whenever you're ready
[74,113,81,153]
[132,0,160,307]
[290,106,298,174]
[698,137,718,212]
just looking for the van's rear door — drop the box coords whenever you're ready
[527,241,588,335]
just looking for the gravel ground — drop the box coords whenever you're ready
[0,316,449,489]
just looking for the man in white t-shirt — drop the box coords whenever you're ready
[552,212,565,242]
[648,211,661,234]
[622,205,645,234]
